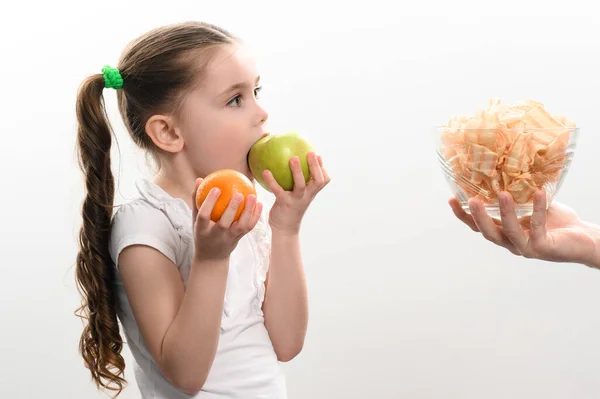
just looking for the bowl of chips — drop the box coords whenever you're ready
[434,98,579,218]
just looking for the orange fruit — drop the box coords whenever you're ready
[195,169,257,223]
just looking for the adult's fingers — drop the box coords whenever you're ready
[528,190,548,246]
[469,197,519,254]
[448,197,479,232]
[498,192,528,253]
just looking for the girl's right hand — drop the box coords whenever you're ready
[192,178,263,262]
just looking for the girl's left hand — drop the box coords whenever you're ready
[263,152,330,235]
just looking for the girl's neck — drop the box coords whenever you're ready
[152,160,198,211]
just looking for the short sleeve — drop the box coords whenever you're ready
[109,200,181,270]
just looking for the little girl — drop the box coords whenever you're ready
[74,21,330,398]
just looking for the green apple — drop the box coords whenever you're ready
[248,131,314,192]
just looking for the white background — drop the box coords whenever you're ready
[2,1,600,398]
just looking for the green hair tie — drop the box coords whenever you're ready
[101,65,123,90]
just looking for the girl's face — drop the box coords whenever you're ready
[177,43,269,180]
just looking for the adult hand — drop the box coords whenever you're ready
[449,190,600,268]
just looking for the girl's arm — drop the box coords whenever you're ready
[117,185,262,395]
[260,152,331,362]
[119,247,228,395]
[262,230,308,362]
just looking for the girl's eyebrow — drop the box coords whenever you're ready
[218,75,261,97]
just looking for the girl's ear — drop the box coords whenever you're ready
[145,114,184,153]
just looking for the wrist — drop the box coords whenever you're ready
[192,253,230,268]
[189,257,230,288]
[270,225,300,239]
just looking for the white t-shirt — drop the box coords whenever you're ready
[108,179,287,399]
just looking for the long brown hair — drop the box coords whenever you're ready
[74,21,236,397]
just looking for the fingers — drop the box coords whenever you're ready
[234,194,257,228]
[248,201,263,229]
[196,187,220,231]
[217,193,244,229]
[318,155,331,184]
[307,152,329,196]
[192,178,203,221]
[528,190,548,244]
[448,197,479,232]
[262,170,286,197]
[307,152,324,184]
[290,156,307,194]
[498,192,528,252]
[231,195,264,236]
[263,154,330,200]
[469,197,518,254]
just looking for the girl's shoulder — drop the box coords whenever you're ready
[109,179,193,269]
[111,179,191,233]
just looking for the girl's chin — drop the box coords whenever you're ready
[241,166,255,182]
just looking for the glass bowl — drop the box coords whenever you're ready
[433,126,579,219]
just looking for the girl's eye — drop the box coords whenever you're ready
[227,95,241,107]
[227,87,262,107]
